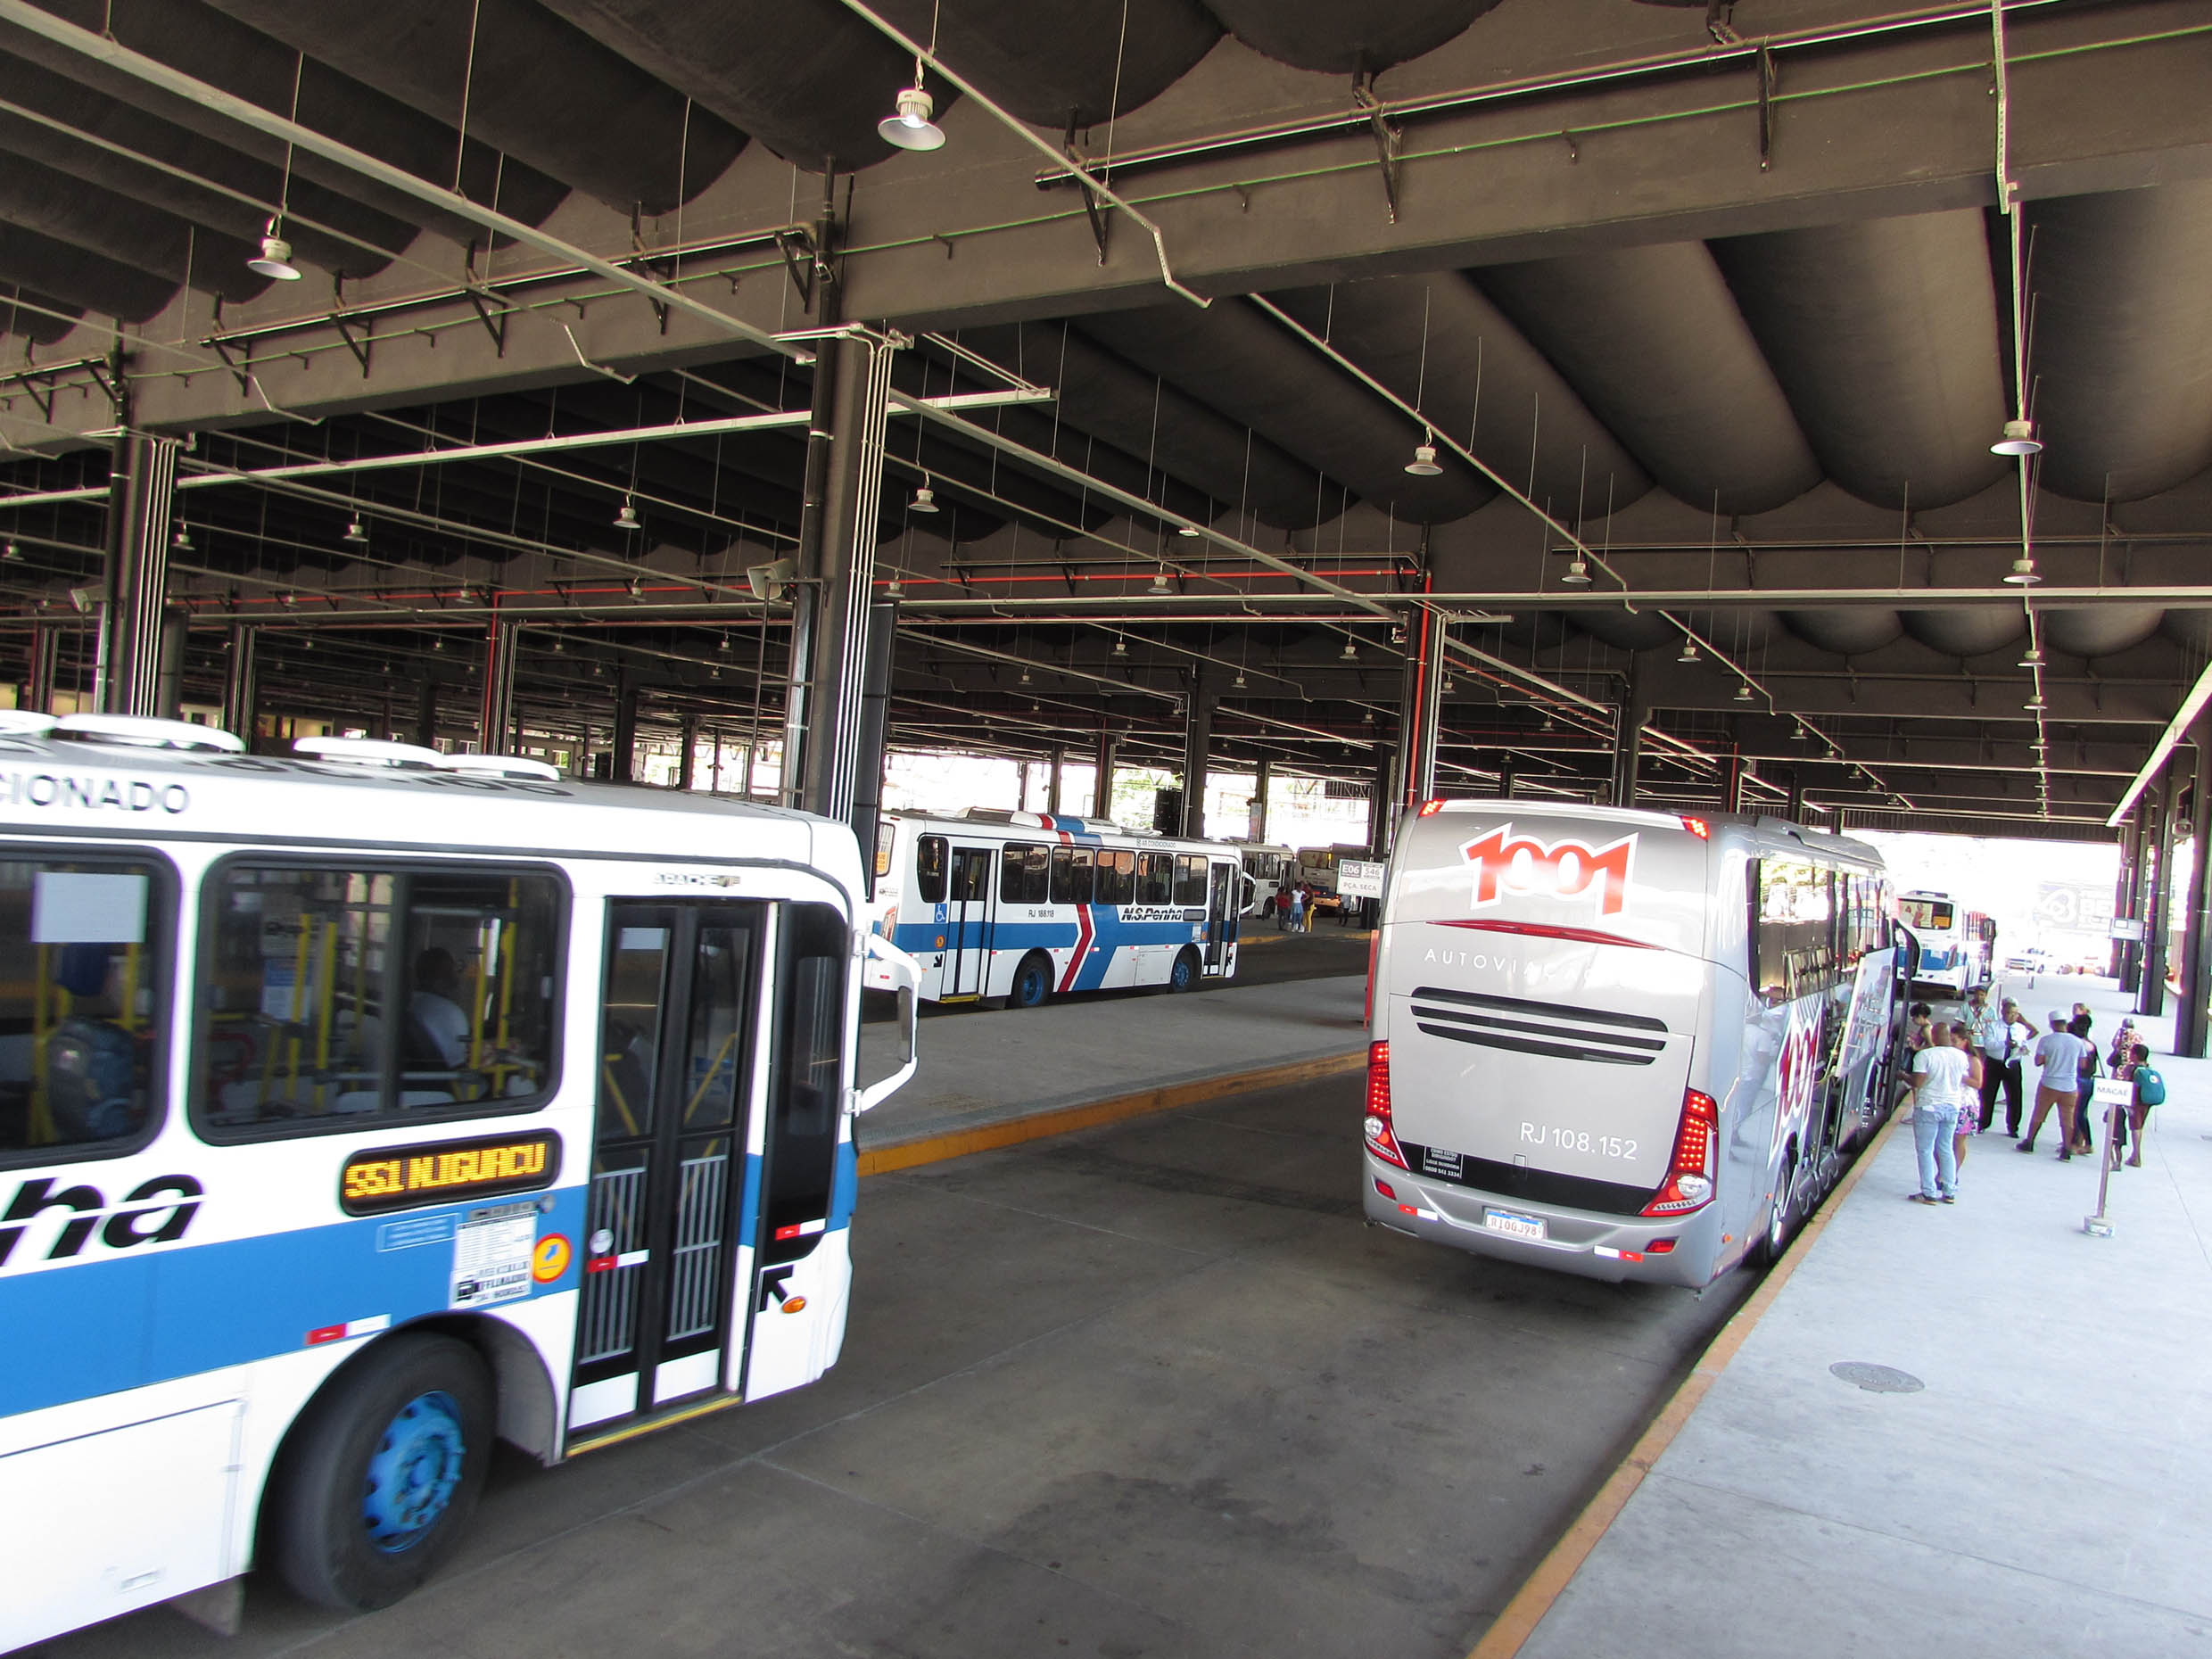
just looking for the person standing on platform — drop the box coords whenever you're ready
[1992,998,2033,1135]
[2068,1006,2098,1156]
[1287,884,1306,935]
[1950,1024,1985,1177]
[2115,1043,2163,1169]
[1967,988,2006,1131]
[1907,1020,1969,1203]
[2019,1011,2091,1160]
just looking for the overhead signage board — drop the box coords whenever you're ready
[1337,859,1387,901]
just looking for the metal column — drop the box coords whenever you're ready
[25,623,59,714]
[1396,607,1445,813]
[2116,805,2147,988]
[851,597,897,887]
[1722,748,1746,813]
[1047,746,1063,817]
[479,616,518,755]
[2139,763,2181,1019]
[1784,769,1804,823]
[1609,658,1649,809]
[612,670,640,783]
[2175,722,2212,1057]
[677,714,699,792]
[414,675,440,749]
[1252,756,1271,842]
[220,623,257,740]
[1181,669,1212,839]
[1093,727,1117,819]
[1497,754,1516,799]
[100,433,180,718]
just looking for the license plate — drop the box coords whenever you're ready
[1482,1208,1546,1241]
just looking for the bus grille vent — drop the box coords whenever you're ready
[1408,986,1667,1067]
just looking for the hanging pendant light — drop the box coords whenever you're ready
[628,576,644,599]
[879,62,946,151]
[1176,522,1203,538]
[1112,636,1127,656]
[2002,555,2041,586]
[1403,438,1444,478]
[170,524,194,553]
[343,516,368,547]
[1149,570,1174,596]
[1234,670,1248,689]
[1560,557,1592,586]
[1733,681,1756,703]
[1341,639,1358,660]
[1677,639,1700,664]
[1019,667,1032,686]
[2024,691,2046,712]
[907,481,940,514]
[247,217,301,281]
[1,540,18,562]
[1991,418,2043,457]
[1440,675,1455,695]
[614,497,641,532]
[2018,645,2043,668]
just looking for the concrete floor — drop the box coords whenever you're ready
[36,1072,1754,1659]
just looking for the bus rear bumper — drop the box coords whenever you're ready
[1362,1157,1720,1288]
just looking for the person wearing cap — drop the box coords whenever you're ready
[1965,987,2010,1133]
[2019,1010,2092,1160]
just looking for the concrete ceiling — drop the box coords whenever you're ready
[4,0,2212,836]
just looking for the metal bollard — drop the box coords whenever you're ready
[2084,1085,2129,1238]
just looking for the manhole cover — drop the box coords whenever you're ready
[1830,1361,1923,1393]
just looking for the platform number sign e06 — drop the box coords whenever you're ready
[1459,823,1637,918]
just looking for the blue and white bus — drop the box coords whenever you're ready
[0,714,920,1647]
[1897,889,1996,997]
[871,808,1242,1006]
[1364,802,1902,1286]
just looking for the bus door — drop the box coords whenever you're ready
[942,845,995,1000]
[1205,861,1235,971]
[571,900,763,1432]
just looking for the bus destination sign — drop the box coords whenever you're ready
[340,1131,563,1217]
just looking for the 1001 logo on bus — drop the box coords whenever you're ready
[1460,823,1637,917]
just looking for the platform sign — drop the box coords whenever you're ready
[2110,918,2145,941]
[1338,859,1386,901]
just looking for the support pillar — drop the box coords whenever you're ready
[1497,755,1516,800]
[2118,805,2148,992]
[479,617,518,755]
[1784,769,1804,823]
[1181,669,1212,839]
[612,671,640,783]
[1367,752,1394,856]
[2175,723,2212,1057]
[100,433,180,717]
[26,623,59,714]
[1252,756,1272,842]
[2140,763,2180,1019]
[677,714,699,792]
[1396,607,1445,813]
[220,624,258,740]
[851,597,896,887]
[1047,747,1064,818]
[414,675,440,750]
[1609,658,1649,809]
[1722,748,1746,814]
[1092,727,1117,820]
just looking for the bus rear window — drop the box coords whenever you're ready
[915,836,947,904]
[1900,897,1954,930]
[193,862,564,1138]
[0,853,171,1164]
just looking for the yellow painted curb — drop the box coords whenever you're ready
[1465,1109,1907,1659]
[857,1048,1366,1176]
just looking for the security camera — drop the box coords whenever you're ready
[746,558,796,602]
[68,585,102,614]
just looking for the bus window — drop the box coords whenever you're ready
[0,853,170,1160]
[1755,857,1835,1003]
[1138,854,1174,905]
[873,820,896,880]
[915,836,948,904]
[1050,845,1094,904]
[1097,849,1136,906]
[1000,843,1049,904]
[1899,896,1954,931]
[1174,854,1207,906]
[763,904,846,1265]
[194,863,562,1136]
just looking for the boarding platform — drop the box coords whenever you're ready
[1497,977,2212,1659]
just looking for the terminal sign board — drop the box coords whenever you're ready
[1337,859,1387,901]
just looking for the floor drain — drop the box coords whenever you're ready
[1829,1361,1924,1393]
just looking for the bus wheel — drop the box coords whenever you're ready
[1169,946,1200,993]
[1754,1148,1799,1267]
[1009,952,1053,1009]
[267,1333,493,1612]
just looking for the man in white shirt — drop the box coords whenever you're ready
[2019,1011,2091,1160]
[407,947,474,1068]
[1907,1020,1969,1202]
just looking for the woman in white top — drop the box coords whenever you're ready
[1907,1020,1971,1202]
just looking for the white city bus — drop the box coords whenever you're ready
[871,808,1242,1006]
[0,714,920,1648]
[1363,801,1901,1287]
[1235,842,1297,917]
[1897,889,1995,997]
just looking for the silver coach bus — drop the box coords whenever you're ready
[1362,801,1902,1287]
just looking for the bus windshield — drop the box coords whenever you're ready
[1899,898,1955,930]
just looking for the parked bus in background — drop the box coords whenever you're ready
[1363,801,1902,1288]
[1234,842,1297,917]
[871,809,1242,1006]
[0,714,921,1649]
[1897,890,1995,997]
[1295,843,1371,914]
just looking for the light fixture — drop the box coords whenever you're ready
[1540,714,1556,732]
[1403,439,1444,478]
[2024,691,2046,712]
[1734,681,1756,703]
[1363,708,1375,724]
[1149,570,1174,596]
[170,524,194,553]
[907,482,940,514]
[551,636,565,653]
[1112,636,1127,656]
[343,516,368,547]
[1441,675,1455,695]
[1677,639,1700,664]
[2018,646,2043,668]
[628,577,643,599]
[879,64,946,151]
[1341,640,1358,660]
[1,540,17,561]
[247,217,301,281]
[1390,625,1407,646]
[432,636,445,652]
[1234,670,1248,689]
[279,590,298,607]
[1991,418,2043,457]
[718,632,732,652]
[1560,557,1591,586]
[614,498,640,532]
[1176,522,1203,538]
[885,579,904,600]
[710,665,722,681]
[1019,667,1032,686]
[2002,556,2041,586]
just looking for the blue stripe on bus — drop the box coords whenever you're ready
[0,1184,586,1421]
[891,915,1202,957]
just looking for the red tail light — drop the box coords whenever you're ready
[1680,815,1711,839]
[1418,798,1447,817]
[1641,1089,1718,1217]
[1364,1040,1409,1170]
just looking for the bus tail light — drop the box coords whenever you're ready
[1641,1089,1717,1216]
[1364,1041,1409,1170]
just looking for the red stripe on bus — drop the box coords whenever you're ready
[1430,919,1662,950]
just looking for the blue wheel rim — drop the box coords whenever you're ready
[360,1389,466,1553]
